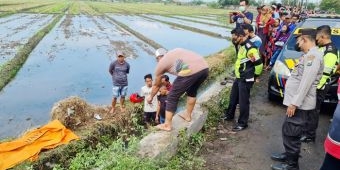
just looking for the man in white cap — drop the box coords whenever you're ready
[147,48,209,131]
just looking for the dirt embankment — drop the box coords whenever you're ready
[199,72,332,170]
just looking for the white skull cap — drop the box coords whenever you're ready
[155,48,167,57]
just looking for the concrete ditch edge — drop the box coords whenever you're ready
[138,82,229,159]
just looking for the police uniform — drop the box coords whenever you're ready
[223,37,263,130]
[271,38,324,170]
[303,42,339,141]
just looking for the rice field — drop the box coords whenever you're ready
[0,0,234,139]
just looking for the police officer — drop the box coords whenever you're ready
[301,25,339,143]
[221,28,263,132]
[270,29,324,170]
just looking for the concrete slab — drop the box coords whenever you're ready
[138,81,232,159]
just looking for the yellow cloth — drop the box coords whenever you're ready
[0,120,79,170]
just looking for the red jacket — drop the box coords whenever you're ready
[263,18,275,35]
[324,78,340,159]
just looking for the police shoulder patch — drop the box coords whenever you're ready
[246,43,251,48]
[306,55,315,66]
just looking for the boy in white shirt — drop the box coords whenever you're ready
[140,74,158,126]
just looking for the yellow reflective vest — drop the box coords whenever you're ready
[235,40,263,80]
[317,43,339,90]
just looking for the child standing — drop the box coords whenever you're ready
[109,50,130,114]
[140,74,158,126]
[156,86,168,124]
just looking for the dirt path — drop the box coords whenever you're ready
[200,72,332,170]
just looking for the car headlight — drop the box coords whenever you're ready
[273,60,291,77]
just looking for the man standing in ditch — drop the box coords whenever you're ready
[109,50,130,114]
[147,48,209,131]
[270,29,323,170]
[221,28,262,132]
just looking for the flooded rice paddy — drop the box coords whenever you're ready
[109,14,230,55]
[0,13,54,65]
[173,15,226,26]
[0,14,231,139]
[144,15,230,37]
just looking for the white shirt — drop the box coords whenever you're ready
[140,86,158,112]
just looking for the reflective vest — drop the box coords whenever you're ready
[317,43,339,90]
[235,40,263,80]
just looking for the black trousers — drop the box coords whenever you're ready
[225,79,253,126]
[303,89,325,138]
[283,109,313,156]
[320,153,340,170]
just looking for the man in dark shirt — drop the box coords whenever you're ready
[230,0,253,29]
[109,50,130,114]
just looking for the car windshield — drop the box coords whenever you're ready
[286,19,340,52]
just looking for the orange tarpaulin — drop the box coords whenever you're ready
[0,120,79,170]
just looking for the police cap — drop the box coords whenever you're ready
[295,28,317,38]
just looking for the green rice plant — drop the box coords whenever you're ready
[67,1,80,15]
[87,2,228,15]
[27,1,70,14]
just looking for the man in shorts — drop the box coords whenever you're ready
[147,48,209,131]
[109,50,130,114]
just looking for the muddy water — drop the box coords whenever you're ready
[108,15,230,56]
[0,15,159,139]
[0,13,54,65]
[143,15,230,38]
[0,14,230,139]
[173,15,226,26]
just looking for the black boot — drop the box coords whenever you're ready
[271,154,299,170]
[271,152,287,162]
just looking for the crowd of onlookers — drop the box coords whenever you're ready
[229,0,316,70]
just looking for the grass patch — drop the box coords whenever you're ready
[26,1,70,14]
[0,14,63,92]
[0,11,15,18]
[0,1,229,15]
[88,2,228,15]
